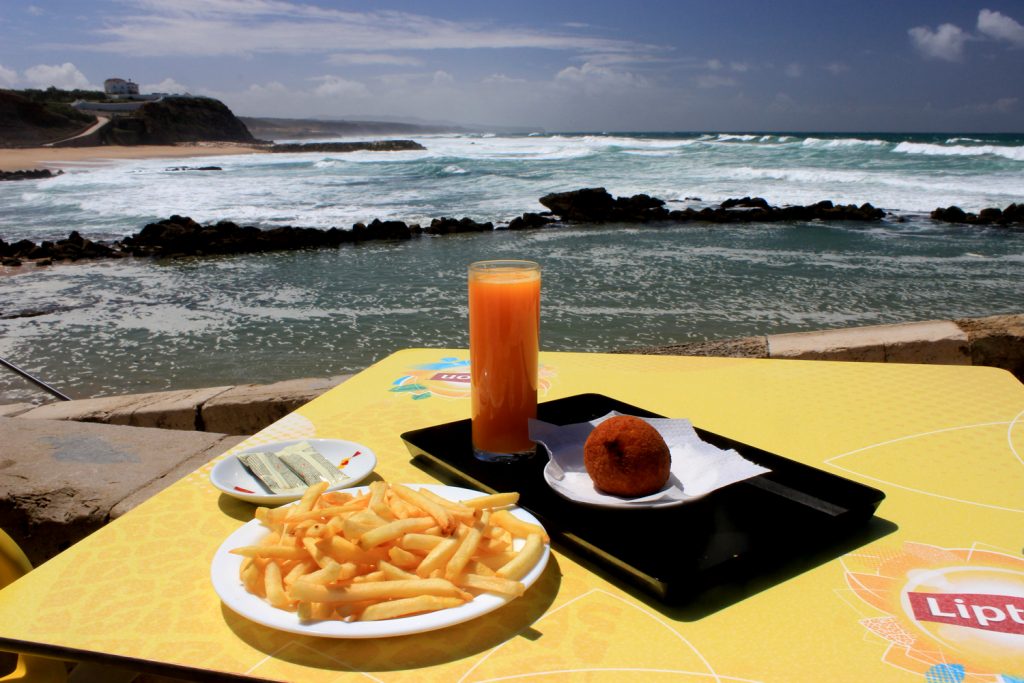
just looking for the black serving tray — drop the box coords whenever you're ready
[401,393,885,603]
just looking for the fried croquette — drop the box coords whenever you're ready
[583,415,671,496]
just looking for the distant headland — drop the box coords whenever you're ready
[0,85,467,150]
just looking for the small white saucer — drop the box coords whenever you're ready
[210,438,376,505]
[542,459,696,509]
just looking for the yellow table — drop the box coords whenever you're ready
[1,350,1022,682]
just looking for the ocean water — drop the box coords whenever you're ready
[1,132,1022,403]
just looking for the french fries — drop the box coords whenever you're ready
[230,481,546,622]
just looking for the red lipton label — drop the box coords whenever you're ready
[430,372,471,383]
[908,591,1024,635]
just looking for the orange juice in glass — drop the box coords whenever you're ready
[468,260,541,461]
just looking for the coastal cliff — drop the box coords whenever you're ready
[101,97,256,145]
[0,88,256,146]
[0,89,96,147]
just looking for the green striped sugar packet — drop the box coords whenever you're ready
[277,441,348,487]
[236,450,307,495]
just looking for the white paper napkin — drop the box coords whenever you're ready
[529,412,770,508]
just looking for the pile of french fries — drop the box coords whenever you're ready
[230,481,548,622]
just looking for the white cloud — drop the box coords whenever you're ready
[977,8,1024,46]
[327,53,422,67]
[555,62,647,94]
[27,5,45,16]
[310,75,370,98]
[432,70,454,85]
[784,62,803,78]
[22,62,95,89]
[143,77,189,93]
[483,73,527,85]
[706,59,750,73]
[824,62,849,75]
[87,1,651,59]
[0,64,18,87]
[696,74,737,88]
[971,96,1019,113]
[909,23,967,61]
[246,81,289,96]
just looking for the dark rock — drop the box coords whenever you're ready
[364,219,414,240]
[1,257,21,266]
[426,217,493,235]
[35,258,52,267]
[931,206,968,223]
[538,188,668,223]
[165,166,223,172]
[721,196,770,210]
[269,140,425,153]
[977,208,1002,224]
[507,212,556,231]
[0,169,63,181]
[930,204,1023,227]
[8,239,36,257]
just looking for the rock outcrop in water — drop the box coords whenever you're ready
[931,203,1024,226]
[268,140,425,153]
[538,188,885,223]
[539,188,668,222]
[4,188,1019,267]
[0,169,63,181]
[0,230,117,265]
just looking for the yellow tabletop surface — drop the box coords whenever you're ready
[1,349,1022,682]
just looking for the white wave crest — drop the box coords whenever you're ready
[802,137,887,148]
[894,141,1024,162]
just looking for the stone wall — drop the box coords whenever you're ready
[3,314,1022,438]
[620,313,1024,381]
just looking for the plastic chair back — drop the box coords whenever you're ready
[0,529,67,683]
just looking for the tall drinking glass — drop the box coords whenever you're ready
[468,260,541,462]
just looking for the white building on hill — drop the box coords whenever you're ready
[104,78,140,98]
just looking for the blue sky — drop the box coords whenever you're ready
[1,0,1022,132]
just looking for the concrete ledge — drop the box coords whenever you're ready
[617,313,1021,380]
[0,402,34,417]
[18,386,232,429]
[201,375,350,435]
[957,314,1024,379]
[0,417,243,565]
[12,376,351,436]
[767,319,970,364]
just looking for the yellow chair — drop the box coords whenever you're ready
[0,528,67,682]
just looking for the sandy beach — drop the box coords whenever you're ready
[0,142,268,172]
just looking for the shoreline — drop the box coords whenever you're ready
[0,142,268,172]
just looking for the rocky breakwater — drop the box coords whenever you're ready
[9,188,1015,267]
[0,169,63,181]
[536,188,886,224]
[1,230,116,267]
[930,203,1024,228]
[119,214,493,257]
[268,140,426,153]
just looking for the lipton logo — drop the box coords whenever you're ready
[908,591,1024,635]
[843,542,1024,680]
[430,372,470,383]
[390,356,555,401]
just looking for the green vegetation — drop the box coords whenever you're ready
[15,85,105,104]
[0,89,96,147]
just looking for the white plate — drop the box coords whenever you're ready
[542,460,698,510]
[210,439,376,505]
[210,484,550,638]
